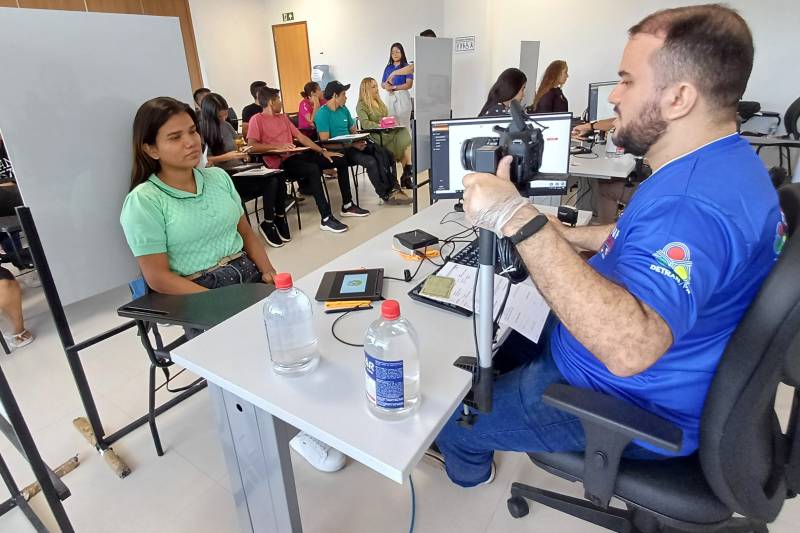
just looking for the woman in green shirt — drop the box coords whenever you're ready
[120,97,276,294]
[356,78,413,189]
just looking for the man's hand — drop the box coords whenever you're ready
[261,269,276,285]
[462,155,534,236]
[321,149,343,163]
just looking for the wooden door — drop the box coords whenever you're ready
[85,0,144,13]
[272,22,311,114]
[141,0,203,90]
[17,0,85,9]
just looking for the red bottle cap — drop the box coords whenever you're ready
[382,300,400,320]
[274,273,293,289]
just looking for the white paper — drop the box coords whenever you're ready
[425,263,550,342]
[329,133,370,142]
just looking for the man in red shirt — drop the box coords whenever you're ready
[247,87,369,234]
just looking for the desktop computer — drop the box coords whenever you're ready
[429,111,572,199]
[587,81,617,122]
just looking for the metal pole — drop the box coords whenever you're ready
[16,207,107,444]
[472,228,496,412]
[0,365,74,532]
[411,118,419,214]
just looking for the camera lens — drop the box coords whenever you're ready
[461,139,476,171]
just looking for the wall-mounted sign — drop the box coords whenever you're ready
[454,36,476,53]
[282,12,295,22]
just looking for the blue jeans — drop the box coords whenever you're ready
[435,316,664,487]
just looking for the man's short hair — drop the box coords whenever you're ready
[629,4,753,118]
[193,87,210,105]
[420,29,436,37]
[249,81,268,99]
[256,86,280,108]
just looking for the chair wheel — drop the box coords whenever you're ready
[507,496,529,519]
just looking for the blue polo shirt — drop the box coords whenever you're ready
[551,134,784,456]
[314,104,355,138]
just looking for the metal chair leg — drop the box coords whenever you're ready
[0,329,10,355]
[148,364,164,457]
[290,181,302,230]
[350,166,360,205]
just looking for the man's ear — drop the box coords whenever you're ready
[142,143,159,160]
[661,81,699,121]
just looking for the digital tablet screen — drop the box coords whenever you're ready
[340,273,369,294]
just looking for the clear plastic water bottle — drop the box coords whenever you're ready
[263,273,320,376]
[364,300,420,420]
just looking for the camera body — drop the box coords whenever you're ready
[460,100,545,194]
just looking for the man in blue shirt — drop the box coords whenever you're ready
[316,81,411,205]
[434,4,784,488]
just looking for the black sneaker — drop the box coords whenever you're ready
[259,221,284,248]
[340,203,370,217]
[274,216,292,242]
[320,216,348,233]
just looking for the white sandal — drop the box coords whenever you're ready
[4,329,34,350]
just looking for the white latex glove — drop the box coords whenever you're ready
[462,155,530,236]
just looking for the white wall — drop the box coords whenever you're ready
[444,0,799,128]
[189,0,276,117]
[260,0,444,115]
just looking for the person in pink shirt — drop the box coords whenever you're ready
[297,81,326,138]
[247,87,369,234]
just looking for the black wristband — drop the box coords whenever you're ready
[508,214,549,246]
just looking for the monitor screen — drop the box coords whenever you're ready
[429,112,572,200]
[588,81,617,122]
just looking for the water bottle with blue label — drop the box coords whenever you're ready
[364,300,420,420]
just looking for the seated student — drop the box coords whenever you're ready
[297,81,325,139]
[193,87,210,112]
[315,81,410,205]
[433,4,782,487]
[248,87,369,234]
[479,68,527,117]
[530,60,569,114]
[120,97,345,473]
[199,92,291,248]
[381,43,413,126]
[241,81,267,139]
[356,77,413,188]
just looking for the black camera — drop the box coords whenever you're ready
[460,100,545,193]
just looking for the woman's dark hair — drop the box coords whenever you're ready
[479,68,527,116]
[130,97,197,191]
[300,81,320,99]
[192,87,210,106]
[198,93,229,156]
[387,42,408,67]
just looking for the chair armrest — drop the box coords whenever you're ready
[542,383,683,509]
[543,383,683,452]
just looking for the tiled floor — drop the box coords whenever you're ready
[1,177,799,532]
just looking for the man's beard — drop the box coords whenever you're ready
[612,98,668,157]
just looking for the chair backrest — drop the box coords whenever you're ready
[700,183,800,522]
[287,112,300,128]
[784,96,800,139]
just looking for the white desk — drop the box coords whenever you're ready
[172,200,589,533]
[569,145,637,180]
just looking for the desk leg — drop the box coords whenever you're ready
[209,384,303,533]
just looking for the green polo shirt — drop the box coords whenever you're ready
[120,167,244,276]
[314,103,356,138]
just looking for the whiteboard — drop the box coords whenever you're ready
[413,36,453,172]
[0,8,193,306]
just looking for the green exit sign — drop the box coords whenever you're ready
[282,12,294,22]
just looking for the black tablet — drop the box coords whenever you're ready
[314,268,384,302]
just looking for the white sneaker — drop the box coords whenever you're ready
[289,432,346,472]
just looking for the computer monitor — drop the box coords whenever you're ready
[587,81,617,122]
[429,112,572,200]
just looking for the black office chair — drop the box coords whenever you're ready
[744,96,800,176]
[507,183,800,532]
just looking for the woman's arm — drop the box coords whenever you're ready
[392,79,413,91]
[237,216,276,283]
[357,103,381,129]
[137,254,208,295]
[207,151,247,166]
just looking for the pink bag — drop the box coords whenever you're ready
[379,116,398,128]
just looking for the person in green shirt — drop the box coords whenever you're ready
[315,81,411,205]
[120,97,276,295]
[356,77,413,189]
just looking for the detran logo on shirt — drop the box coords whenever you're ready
[650,242,693,294]
[599,226,619,259]
[774,212,788,256]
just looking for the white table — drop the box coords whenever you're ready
[171,200,590,532]
[569,144,637,180]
